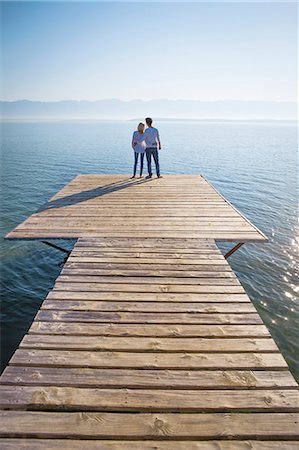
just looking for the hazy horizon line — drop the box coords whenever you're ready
[1,98,297,104]
[1,117,297,123]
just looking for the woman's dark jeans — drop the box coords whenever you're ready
[133,152,145,176]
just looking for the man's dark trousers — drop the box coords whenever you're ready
[146,147,160,177]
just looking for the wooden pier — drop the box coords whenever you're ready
[1,175,298,448]
[6,174,267,241]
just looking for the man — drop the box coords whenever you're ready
[143,117,162,179]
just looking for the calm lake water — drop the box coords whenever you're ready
[1,120,298,379]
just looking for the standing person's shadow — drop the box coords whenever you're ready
[38,177,153,211]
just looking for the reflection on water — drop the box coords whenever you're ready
[1,121,298,379]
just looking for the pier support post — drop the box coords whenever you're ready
[42,241,72,265]
[42,241,71,255]
[224,242,245,259]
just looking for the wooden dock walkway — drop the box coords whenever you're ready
[6,174,267,241]
[1,175,298,448]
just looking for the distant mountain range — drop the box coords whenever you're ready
[0,99,297,121]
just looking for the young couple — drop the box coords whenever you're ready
[131,117,162,179]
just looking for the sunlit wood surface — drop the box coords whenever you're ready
[6,174,267,241]
[0,237,298,447]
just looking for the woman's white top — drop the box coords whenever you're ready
[132,131,146,154]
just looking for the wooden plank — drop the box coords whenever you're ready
[1,439,298,450]
[65,260,230,269]
[56,275,240,285]
[47,190,214,194]
[34,191,227,196]
[70,249,222,256]
[48,192,225,196]
[46,197,229,202]
[42,211,234,215]
[63,258,230,267]
[73,245,220,252]
[17,223,253,230]
[28,206,237,213]
[46,291,251,302]
[2,367,296,389]
[47,196,230,201]
[49,188,218,192]
[19,335,277,352]
[41,300,256,313]
[64,257,235,270]
[0,411,298,439]
[53,282,245,293]
[1,385,298,412]
[7,231,266,241]
[34,207,241,214]
[63,258,234,270]
[32,210,241,217]
[10,349,287,369]
[34,215,248,221]
[59,269,236,278]
[65,260,231,269]
[35,310,263,324]
[50,193,224,197]
[29,322,271,337]
[68,255,225,261]
[73,238,218,248]
[15,218,252,226]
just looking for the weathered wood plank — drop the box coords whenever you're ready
[46,291,251,302]
[56,275,241,285]
[53,282,245,293]
[33,210,241,217]
[2,367,295,389]
[71,249,222,256]
[22,214,250,223]
[74,238,216,248]
[19,335,277,352]
[1,385,298,412]
[10,349,287,369]
[17,224,254,231]
[7,231,266,241]
[60,269,236,278]
[29,322,271,337]
[2,439,298,450]
[73,246,220,252]
[62,260,233,271]
[67,258,228,266]
[35,310,263,324]
[0,411,298,439]
[35,216,247,222]
[28,194,234,200]
[41,300,256,313]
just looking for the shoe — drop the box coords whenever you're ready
[131,175,136,179]
[157,175,163,178]
[139,175,143,178]
[145,175,152,179]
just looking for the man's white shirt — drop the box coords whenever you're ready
[144,127,160,148]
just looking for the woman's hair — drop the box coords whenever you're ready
[137,122,145,133]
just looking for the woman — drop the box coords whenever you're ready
[131,123,146,178]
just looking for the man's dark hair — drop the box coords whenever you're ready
[145,117,153,126]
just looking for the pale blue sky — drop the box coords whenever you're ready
[1,1,298,102]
